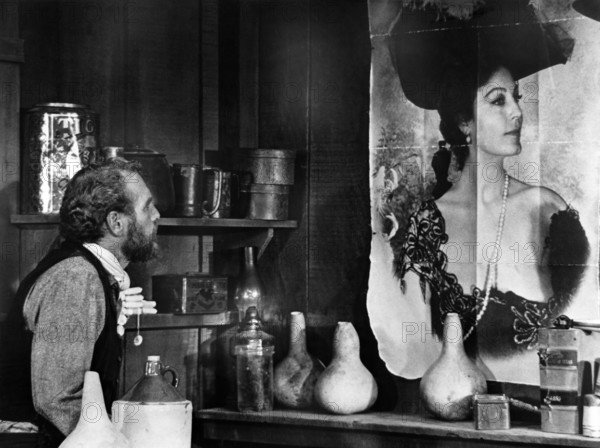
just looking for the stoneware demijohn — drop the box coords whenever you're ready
[59,371,130,448]
[274,311,324,408]
[419,312,487,421]
[314,321,378,414]
[112,355,192,448]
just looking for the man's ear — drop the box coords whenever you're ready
[105,210,128,237]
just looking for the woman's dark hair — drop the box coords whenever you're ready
[59,158,143,243]
[432,60,501,198]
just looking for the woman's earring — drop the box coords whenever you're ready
[466,134,472,145]
[447,151,460,183]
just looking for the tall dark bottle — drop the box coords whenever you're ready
[234,247,265,319]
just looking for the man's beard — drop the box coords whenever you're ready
[122,218,158,263]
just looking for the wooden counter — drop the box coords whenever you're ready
[196,408,598,448]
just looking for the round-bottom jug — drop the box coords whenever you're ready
[112,356,192,448]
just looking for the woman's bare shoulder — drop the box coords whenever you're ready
[510,177,567,215]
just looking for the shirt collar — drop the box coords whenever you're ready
[82,243,131,291]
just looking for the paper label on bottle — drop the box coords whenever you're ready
[540,389,579,407]
[539,349,578,367]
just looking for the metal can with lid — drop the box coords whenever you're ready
[538,327,582,435]
[473,394,510,430]
[243,148,296,185]
[21,102,99,213]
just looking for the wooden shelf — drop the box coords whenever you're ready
[10,214,297,229]
[124,311,237,330]
[10,215,296,258]
[197,408,598,448]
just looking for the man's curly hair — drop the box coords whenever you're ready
[59,159,144,244]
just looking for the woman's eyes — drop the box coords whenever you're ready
[490,93,522,105]
[491,95,505,105]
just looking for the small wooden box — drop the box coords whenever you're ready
[152,273,228,314]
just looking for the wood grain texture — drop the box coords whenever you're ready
[253,0,310,325]
[197,408,599,448]
[202,0,219,155]
[123,312,237,330]
[0,433,37,448]
[238,1,259,149]
[18,1,60,107]
[0,37,24,63]
[307,0,371,328]
[10,214,297,228]
[0,4,20,316]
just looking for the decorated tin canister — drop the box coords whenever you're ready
[538,327,582,435]
[21,102,99,213]
[473,394,510,430]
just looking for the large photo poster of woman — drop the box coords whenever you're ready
[367,0,600,385]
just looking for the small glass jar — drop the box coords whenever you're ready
[233,306,274,412]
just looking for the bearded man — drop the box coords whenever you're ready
[17,159,159,447]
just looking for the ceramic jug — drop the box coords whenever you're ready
[274,311,324,408]
[112,356,192,448]
[314,322,378,414]
[59,371,130,448]
[419,313,487,420]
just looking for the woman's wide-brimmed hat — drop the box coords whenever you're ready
[387,0,575,110]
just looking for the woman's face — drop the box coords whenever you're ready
[471,67,523,158]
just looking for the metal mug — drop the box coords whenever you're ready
[202,168,236,218]
[172,163,203,217]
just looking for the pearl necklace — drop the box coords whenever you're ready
[463,172,509,341]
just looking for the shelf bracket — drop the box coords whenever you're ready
[213,228,274,259]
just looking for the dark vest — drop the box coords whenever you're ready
[1,240,123,447]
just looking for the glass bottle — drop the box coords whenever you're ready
[234,246,265,320]
[233,306,275,412]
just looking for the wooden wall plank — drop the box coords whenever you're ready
[0,2,18,37]
[0,30,20,316]
[307,0,370,328]
[238,1,259,149]
[124,0,200,161]
[202,0,219,159]
[218,0,240,156]
[305,0,397,410]
[19,1,60,108]
[0,37,24,63]
[255,0,309,326]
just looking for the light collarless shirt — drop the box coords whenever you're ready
[82,243,130,291]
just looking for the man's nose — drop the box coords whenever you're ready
[151,203,160,221]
